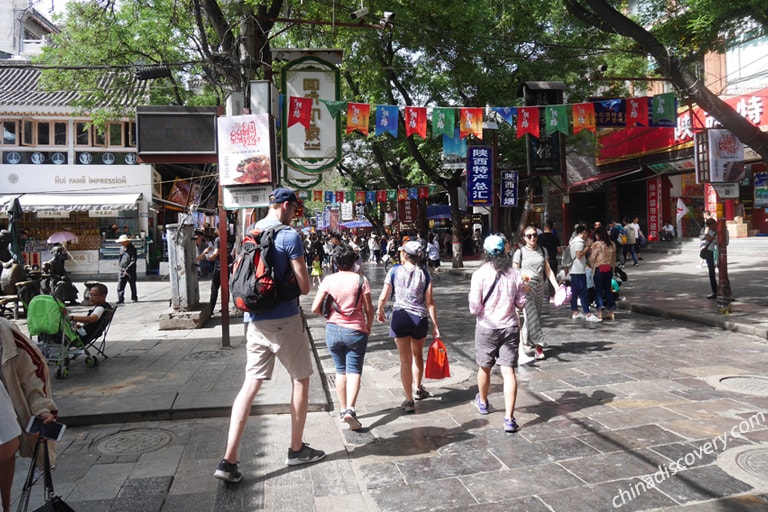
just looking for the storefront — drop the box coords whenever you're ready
[0,162,154,276]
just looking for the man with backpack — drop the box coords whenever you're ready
[214,187,325,484]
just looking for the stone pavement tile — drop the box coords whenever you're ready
[62,499,115,512]
[656,464,754,504]
[109,476,173,512]
[309,458,364,498]
[539,479,677,511]
[369,478,478,511]
[662,415,757,441]
[168,457,222,497]
[485,435,601,468]
[610,378,694,396]
[161,493,216,512]
[459,462,585,502]
[558,372,639,388]
[607,393,693,410]
[649,437,751,469]
[516,416,609,443]
[559,449,669,484]
[663,398,759,419]
[442,496,553,512]
[354,460,404,490]
[660,494,768,511]
[315,493,372,512]
[592,406,689,430]
[576,424,687,454]
[678,366,752,378]
[68,462,134,500]
[393,447,504,484]
[130,444,184,478]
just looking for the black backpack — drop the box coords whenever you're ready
[230,224,301,313]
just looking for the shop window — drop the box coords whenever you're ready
[127,121,136,147]
[2,120,18,145]
[75,122,91,146]
[54,122,67,146]
[94,128,106,147]
[22,119,34,146]
[37,121,50,145]
[108,122,124,147]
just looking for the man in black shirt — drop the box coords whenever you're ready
[537,220,561,299]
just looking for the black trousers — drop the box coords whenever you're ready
[117,270,137,302]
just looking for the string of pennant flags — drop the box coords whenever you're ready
[298,185,440,204]
[286,92,678,140]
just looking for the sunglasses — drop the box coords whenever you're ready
[525,233,538,239]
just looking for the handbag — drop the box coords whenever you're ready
[699,247,712,260]
[553,283,572,307]
[424,338,450,379]
[17,438,75,512]
[598,264,612,273]
[321,274,364,319]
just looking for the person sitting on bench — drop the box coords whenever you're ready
[68,284,112,339]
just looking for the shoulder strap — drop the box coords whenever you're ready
[332,273,365,316]
[482,271,502,306]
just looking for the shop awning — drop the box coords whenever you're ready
[567,168,645,192]
[14,193,143,212]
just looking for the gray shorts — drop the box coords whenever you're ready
[245,314,314,380]
[474,324,519,368]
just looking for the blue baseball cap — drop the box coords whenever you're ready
[269,187,298,204]
[483,235,506,255]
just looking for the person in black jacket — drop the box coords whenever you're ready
[116,235,137,304]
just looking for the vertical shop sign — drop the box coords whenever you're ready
[500,171,518,207]
[467,146,493,207]
[705,184,722,218]
[646,177,661,241]
[398,199,417,224]
[218,114,273,186]
[281,56,341,174]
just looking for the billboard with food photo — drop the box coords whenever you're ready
[217,114,273,186]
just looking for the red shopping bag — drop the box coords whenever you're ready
[425,338,450,379]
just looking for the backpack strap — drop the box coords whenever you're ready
[331,273,364,316]
[482,271,502,306]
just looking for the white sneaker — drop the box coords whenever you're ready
[586,314,602,322]
[572,313,586,320]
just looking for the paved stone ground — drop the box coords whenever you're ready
[8,237,768,511]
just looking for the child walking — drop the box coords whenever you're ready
[311,253,324,286]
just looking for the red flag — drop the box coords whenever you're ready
[418,186,429,199]
[516,107,540,139]
[573,103,596,134]
[376,190,387,202]
[404,106,427,138]
[459,107,483,139]
[288,96,313,129]
[346,102,371,135]
[625,97,649,127]
[335,191,345,203]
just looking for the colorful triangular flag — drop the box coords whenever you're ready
[404,106,427,138]
[287,96,313,129]
[460,107,483,139]
[432,107,455,138]
[319,99,348,119]
[625,97,649,127]
[375,105,399,137]
[346,102,371,135]
[573,103,596,134]
[545,105,569,135]
[516,107,540,139]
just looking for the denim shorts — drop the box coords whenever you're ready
[325,322,368,374]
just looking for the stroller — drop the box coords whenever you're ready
[27,294,116,379]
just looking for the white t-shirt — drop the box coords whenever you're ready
[569,237,587,274]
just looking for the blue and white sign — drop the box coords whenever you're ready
[467,146,493,207]
[500,171,518,207]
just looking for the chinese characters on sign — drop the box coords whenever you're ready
[500,171,518,207]
[217,114,272,187]
[281,57,341,174]
[646,178,660,241]
[467,146,493,207]
[398,199,417,224]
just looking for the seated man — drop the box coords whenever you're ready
[69,283,112,339]
[660,221,675,241]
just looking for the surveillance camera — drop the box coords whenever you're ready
[383,11,395,21]
[350,7,368,19]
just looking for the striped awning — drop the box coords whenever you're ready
[3,193,142,212]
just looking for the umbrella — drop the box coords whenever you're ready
[47,231,78,244]
[7,197,23,263]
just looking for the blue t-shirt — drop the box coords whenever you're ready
[243,219,304,321]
